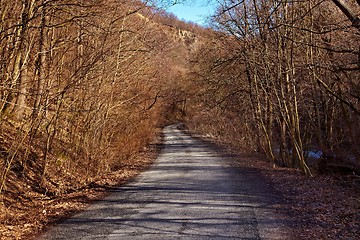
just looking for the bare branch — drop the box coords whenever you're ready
[331,0,360,30]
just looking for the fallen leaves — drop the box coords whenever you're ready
[0,138,161,240]
[205,136,360,240]
[246,158,360,239]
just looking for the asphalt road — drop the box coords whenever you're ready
[37,124,290,239]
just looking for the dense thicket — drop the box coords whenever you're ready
[0,0,358,205]
[0,0,191,198]
[187,0,360,175]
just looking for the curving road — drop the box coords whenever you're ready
[37,124,290,239]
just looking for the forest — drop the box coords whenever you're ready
[0,0,194,196]
[0,0,359,239]
[0,0,199,236]
[187,0,360,176]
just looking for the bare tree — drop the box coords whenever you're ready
[187,0,359,175]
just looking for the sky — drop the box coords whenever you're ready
[165,0,217,26]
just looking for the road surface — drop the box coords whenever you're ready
[37,124,290,239]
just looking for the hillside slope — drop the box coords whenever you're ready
[0,1,204,238]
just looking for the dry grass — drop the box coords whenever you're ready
[0,117,163,240]
[0,139,162,240]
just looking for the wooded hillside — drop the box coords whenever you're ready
[0,1,203,237]
[0,0,359,238]
[185,0,360,176]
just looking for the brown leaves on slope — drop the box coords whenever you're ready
[0,132,163,240]
[236,153,360,240]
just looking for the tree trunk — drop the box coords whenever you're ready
[331,0,360,30]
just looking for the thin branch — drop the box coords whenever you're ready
[313,72,360,115]
[331,0,360,30]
